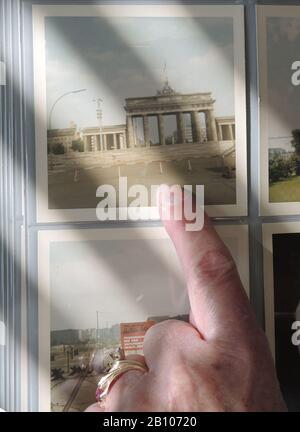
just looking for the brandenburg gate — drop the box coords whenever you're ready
[79,82,234,152]
[125,81,218,148]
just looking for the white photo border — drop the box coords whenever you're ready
[32,4,247,223]
[37,224,249,411]
[258,5,300,216]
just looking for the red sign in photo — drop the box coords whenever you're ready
[120,321,155,354]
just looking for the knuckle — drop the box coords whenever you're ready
[145,319,188,343]
[144,319,196,355]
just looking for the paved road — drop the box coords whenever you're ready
[49,158,236,209]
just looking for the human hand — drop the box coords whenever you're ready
[86,188,286,412]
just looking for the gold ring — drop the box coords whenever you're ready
[96,359,148,404]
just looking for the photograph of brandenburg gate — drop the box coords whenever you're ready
[80,82,234,153]
[47,81,236,208]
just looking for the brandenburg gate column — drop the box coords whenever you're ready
[96,135,101,151]
[93,135,98,151]
[126,115,134,148]
[228,124,234,141]
[120,133,126,149]
[83,135,89,152]
[113,134,117,150]
[99,133,104,151]
[176,112,185,144]
[205,110,218,142]
[103,134,107,151]
[143,115,150,147]
[158,114,165,146]
[217,124,223,141]
[191,111,202,143]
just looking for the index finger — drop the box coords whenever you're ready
[158,186,258,343]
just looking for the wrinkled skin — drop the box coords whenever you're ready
[86,188,286,412]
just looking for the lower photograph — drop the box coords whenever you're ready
[37,225,249,412]
[263,222,300,412]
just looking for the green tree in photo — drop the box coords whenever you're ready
[51,143,65,155]
[71,139,84,152]
[291,129,300,175]
[269,153,297,184]
[269,155,285,183]
[286,153,298,176]
[291,129,300,155]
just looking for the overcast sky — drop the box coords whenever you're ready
[45,16,234,129]
[50,237,187,330]
[50,235,237,331]
[267,17,300,149]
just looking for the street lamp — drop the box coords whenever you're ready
[96,310,103,346]
[96,310,100,345]
[48,88,87,130]
[93,98,104,151]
